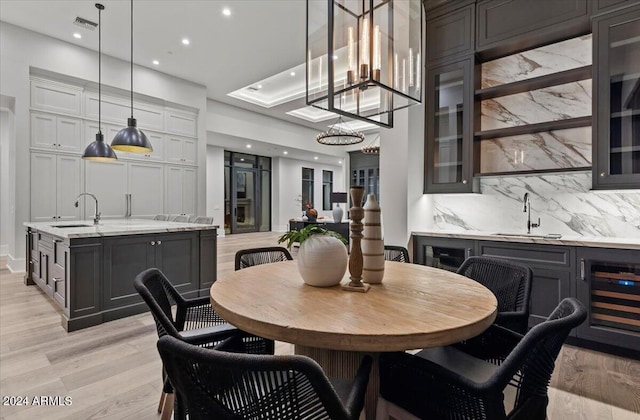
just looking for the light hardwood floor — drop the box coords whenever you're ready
[0,233,638,420]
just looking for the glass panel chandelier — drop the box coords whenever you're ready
[306,0,423,128]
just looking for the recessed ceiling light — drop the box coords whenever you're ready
[283,151,288,155]
[182,38,190,45]
[246,144,252,148]
[73,33,82,39]
[290,72,296,76]
[314,156,318,160]
[222,7,231,16]
[257,84,262,89]
[152,60,159,65]
[338,160,343,164]
[332,54,338,60]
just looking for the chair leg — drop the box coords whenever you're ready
[157,391,166,413]
[160,393,174,420]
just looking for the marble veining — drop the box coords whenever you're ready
[481,80,592,130]
[480,127,592,173]
[481,35,592,88]
[433,173,640,239]
[24,218,217,239]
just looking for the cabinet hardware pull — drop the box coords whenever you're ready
[580,258,585,281]
[53,277,63,283]
[462,179,468,184]
[157,240,162,245]
[600,172,605,177]
[150,241,156,246]
[465,248,472,258]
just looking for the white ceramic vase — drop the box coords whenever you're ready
[298,234,348,287]
[332,204,344,223]
[361,194,385,284]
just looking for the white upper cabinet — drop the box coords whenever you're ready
[31,112,82,152]
[30,78,82,116]
[166,109,197,137]
[128,162,165,218]
[167,135,197,165]
[84,160,128,219]
[84,92,165,131]
[166,166,196,216]
[31,153,82,222]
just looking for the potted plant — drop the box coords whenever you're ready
[279,225,348,287]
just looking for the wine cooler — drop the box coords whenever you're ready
[577,247,640,351]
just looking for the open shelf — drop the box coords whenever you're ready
[474,116,592,140]
[475,66,592,101]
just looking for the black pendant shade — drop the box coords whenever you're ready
[111,117,152,152]
[83,132,118,161]
[111,0,152,153]
[82,3,117,161]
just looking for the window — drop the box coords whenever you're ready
[322,170,333,210]
[302,167,314,210]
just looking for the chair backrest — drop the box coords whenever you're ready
[192,216,213,224]
[134,268,185,339]
[384,245,410,263]
[496,298,586,417]
[157,335,356,420]
[173,215,189,223]
[457,256,532,332]
[154,214,169,221]
[235,247,293,270]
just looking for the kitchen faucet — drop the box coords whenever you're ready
[523,192,540,234]
[75,193,101,225]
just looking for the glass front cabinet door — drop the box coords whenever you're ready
[593,4,640,189]
[424,57,475,193]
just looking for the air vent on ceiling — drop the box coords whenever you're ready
[73,16,98,31]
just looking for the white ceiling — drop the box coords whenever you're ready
[0,0,382,141]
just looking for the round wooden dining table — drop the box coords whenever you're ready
[210,260,497,420]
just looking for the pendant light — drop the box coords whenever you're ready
[111,0,152,153]
[82,3,118,161]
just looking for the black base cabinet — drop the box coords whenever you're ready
[477,241,576,330]
[576,247,640,351]
[412,234,639,353]
[25,227,217,332]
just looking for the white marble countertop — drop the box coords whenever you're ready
[412,230,640,250]
[25,219,218,239]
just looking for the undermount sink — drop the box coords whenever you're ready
[51,224,94,228]
[493,232,562,239]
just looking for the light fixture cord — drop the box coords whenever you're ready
[130,0,134,118]
[98,5,102,134]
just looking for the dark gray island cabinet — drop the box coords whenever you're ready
[24,220,217,331]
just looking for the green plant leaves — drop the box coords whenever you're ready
[278,224,347,248]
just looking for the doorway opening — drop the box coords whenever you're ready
[224,151,271,234]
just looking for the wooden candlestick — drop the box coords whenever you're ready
[342,186,370,292]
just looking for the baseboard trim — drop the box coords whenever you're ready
[6,255,25,273]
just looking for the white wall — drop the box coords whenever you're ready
[0,107,15,257]
[206,145,225,235]
[273,157,345,232]
[0,22,208,269]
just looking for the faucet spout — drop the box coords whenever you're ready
[75,193,101,225]
[522,192,540,234]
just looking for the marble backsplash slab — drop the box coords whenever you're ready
[433,173,640,238]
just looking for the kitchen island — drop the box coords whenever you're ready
[24,219,217,331]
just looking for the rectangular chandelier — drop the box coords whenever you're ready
[306,0,423,128]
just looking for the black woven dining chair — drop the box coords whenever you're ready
[235,246,293,270]
[134,268,274,420]
[379,297,586,420]
[384,245,410,263]
[457,256,532,334]
[157,335,373,420]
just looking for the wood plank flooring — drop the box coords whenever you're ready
[1,233,638,419]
